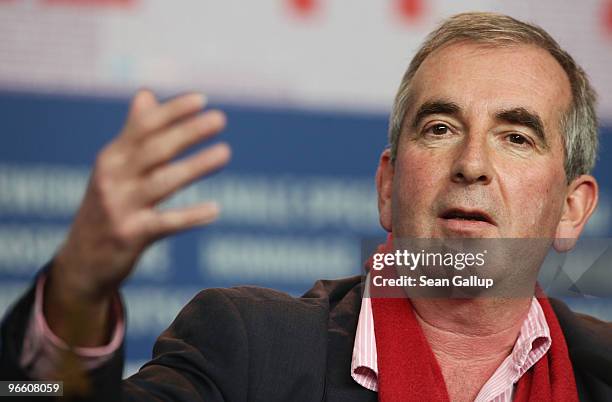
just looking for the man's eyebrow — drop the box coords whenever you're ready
[495,107,548,147]
[411,100,461,129]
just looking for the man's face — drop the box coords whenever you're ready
[387,42,572,239]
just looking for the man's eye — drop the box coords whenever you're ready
[508,133,530,145]
[427,124,450,135]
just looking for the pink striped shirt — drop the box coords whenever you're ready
[19,274,124,379]
[351,295,551,401]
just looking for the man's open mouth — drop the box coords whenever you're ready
[440,209,495,225]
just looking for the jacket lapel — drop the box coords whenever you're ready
[322,278,378,402]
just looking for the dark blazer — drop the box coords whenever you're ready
[1,274,611,401]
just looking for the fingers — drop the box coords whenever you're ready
[140,201,221,239]
[96,90,231,213]
[124,91,207,143]
[144,142,231,203]
[128,90,159,119]
[134,109,227,172]
[57,90,229,303]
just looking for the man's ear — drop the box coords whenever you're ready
[553,174,599,252]
[376,148,394,232]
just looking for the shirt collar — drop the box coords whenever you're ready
[351,291,551,394]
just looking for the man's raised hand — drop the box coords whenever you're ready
[45,90,230,346]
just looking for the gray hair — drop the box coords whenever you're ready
[388,12,598,181]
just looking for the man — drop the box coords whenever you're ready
[1,11,611,402]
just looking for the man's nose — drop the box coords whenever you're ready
[450,134,493,185]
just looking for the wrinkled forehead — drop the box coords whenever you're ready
[407,42,572,135]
